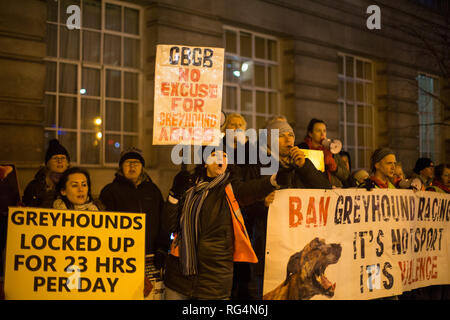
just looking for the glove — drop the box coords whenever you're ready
[169,170,193,200]
[276,166,294,188]
[359,178,375,191]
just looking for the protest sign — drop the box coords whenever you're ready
[4,207,145,300]
[300,149,325,172]
[153,45,224,146]
[263,189,450,300]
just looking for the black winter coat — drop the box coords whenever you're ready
[99,172,165,255]
[163,169,275,299]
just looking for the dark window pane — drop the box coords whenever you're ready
[59,96,77,128]
[60,26,79,60]
[83,0,101,30]
[105,3,122,31]
[104,34,121,66]
[106,100,121,131]
[83,30,100,63]
[105,134,121,163]
[82,67,100,96]
[124,37,140,68]
[81,132,100,164]
[124,7,139,35]
[59,63,77,94]
[81,98,100,130]
[106,69,121,98]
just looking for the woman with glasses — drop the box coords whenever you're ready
[23,139,70,208]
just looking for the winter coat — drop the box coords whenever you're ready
[22,167,57,208]
[99,171,164,255]
[163,168,275,299]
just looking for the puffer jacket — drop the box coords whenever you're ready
[99,171,164,255]
[23,167,57,208]
[163,169,274,299]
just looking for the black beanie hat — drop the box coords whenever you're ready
[413,158,433,174]
[45,139,70,164]
[119,147,145,167]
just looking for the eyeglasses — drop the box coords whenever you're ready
[123,160,142,167]
[50,156,67,162]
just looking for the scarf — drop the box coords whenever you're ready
[178,172,229,276]
[53,198,99,211]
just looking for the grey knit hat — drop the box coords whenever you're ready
[264,120,295,147]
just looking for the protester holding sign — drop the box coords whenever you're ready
[23,139,70,208]
[53,167,103,211]
[163,150,278,300]
[297,118,349,188]
[236,119,332,299]
[99,147,165,298]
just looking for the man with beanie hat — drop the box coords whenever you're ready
[361,147,397,189]
[23,139,70,207]
[99,147,166,299]
[412,157,434,189]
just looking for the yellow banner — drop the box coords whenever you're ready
[263,189,450,300]
[4,207,146,300]
[152,45,224,146]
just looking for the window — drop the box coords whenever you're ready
[417,73,440,161]
[338,54,374,170]
[223,27,280,129]
[44,0,142,166]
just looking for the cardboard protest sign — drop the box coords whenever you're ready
[4,207,145,300]
[153,45,224,146]
[263,189,450,300]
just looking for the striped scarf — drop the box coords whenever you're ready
[178,172,229,276]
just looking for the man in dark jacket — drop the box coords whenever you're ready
[100,147,165,256]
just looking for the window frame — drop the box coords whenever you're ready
[223,26,281,129]
[417,72,440,161]
[44,0,143,167]
[337,53,375,170]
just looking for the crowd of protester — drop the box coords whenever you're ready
[0,113,448,300]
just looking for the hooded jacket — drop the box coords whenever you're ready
[99,171,164,254]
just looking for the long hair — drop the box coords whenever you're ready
[55,167,93,209]
[305,118,326,139]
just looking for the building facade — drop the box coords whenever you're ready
[1,0,449,197]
